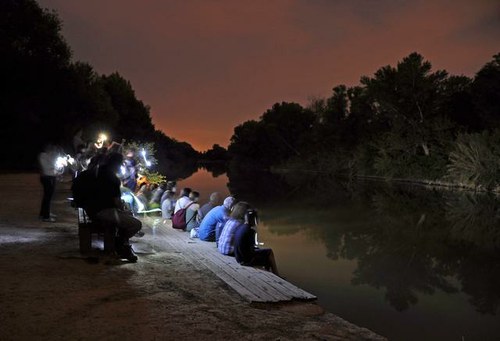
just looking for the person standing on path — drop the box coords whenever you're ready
[38,144,59,222]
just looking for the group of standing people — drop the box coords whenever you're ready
[165,188,279,275]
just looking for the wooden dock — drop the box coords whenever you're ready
[140,219,317,303]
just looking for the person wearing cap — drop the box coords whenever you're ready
[197,196,235,242]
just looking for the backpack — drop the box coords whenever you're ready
[71,170,96,209]
[172,202,195,230]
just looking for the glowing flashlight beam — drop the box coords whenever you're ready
[141,149,151,167]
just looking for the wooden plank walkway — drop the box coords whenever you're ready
[141,219,317,303]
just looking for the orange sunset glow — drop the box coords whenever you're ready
[37,0,500,151]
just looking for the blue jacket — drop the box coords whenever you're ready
[197,205,229,241]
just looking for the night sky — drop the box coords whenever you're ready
[37,0,500,151]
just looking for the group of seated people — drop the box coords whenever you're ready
[74,145,278,272]
[119,178,178,216]
[163,187,279,275]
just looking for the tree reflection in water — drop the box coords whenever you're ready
[158,161,198,180]
[227,169,500,314]
[349,187,458,312]
[199,162,228,178]
[444,193,500,315]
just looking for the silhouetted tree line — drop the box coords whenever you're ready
[228,53,500,189]
[200,144,229,162]
[0,0,198,171]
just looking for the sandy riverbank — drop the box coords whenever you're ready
[0,173,385,340]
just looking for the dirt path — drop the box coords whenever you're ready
[0,174,385,340]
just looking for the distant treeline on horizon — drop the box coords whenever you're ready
[227,51,500,190]
[2,0,500,191]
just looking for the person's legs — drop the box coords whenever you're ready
[39,176,56,219]
[95,209,142,262]
[266,249,279,276]
[116,212,141,262]
[250,248,279,276]
[115,211,142,241]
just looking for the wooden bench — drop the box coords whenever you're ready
[77,207,115,254]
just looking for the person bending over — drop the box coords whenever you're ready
[233,209,279,276]
[85,152,142,262]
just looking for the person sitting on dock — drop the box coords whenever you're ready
[161,189,176,223]
[218,201,251,256]
[233,208,279,276]
[149,183,166,209]
[197,196,235,242]
[185,191,201,233]
[135,183,151,209]
[160,181,176,203]
[198,192,221,220]
[174,187,192,214]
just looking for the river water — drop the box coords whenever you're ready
[176,168,500,340]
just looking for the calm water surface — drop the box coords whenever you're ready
[177,168,500,341]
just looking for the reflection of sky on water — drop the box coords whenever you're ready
[175,168,230,204]
[183,169,500,340]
